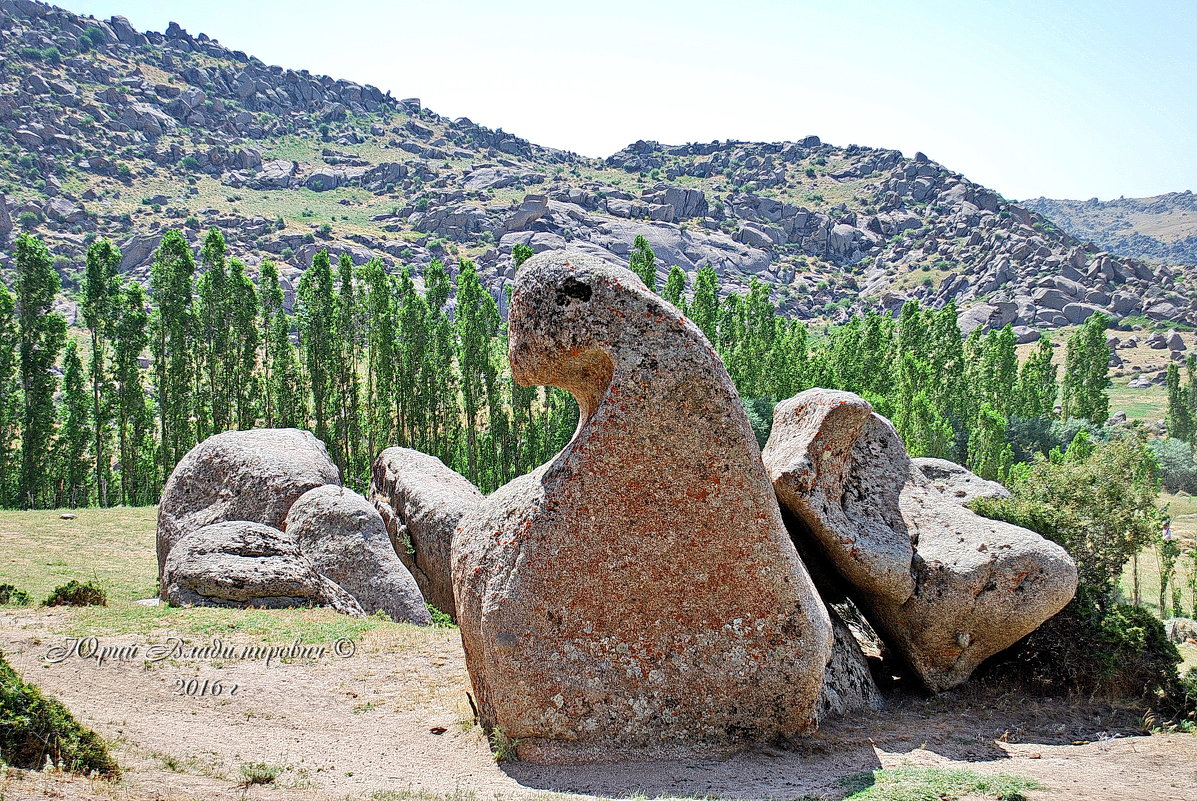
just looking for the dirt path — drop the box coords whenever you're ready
[2,609,1195,801]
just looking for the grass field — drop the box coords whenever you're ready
[0,506,401,644]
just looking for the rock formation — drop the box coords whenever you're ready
[912,457,1011,505]
[369,447,483,620]
[161,520,363,615]
[453,250,832,764]
[157,429,430,622]
[285,485,432,624]
[156,428,340,585]
[762,388,1077,692]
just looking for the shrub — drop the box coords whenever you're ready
[17,211,38,229]
[0,651,119,775]
[318,223,332,237]
[972,434,1180,698]
[1150,438,1197,494]
[178,154,200,171]
[0,584,30,606]
[43,580,107,607]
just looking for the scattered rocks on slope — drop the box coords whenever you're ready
[453,250,832,763]
[155,428,341,586]
[162,520,364,615]
[285,485,431,624]
[762,388,1077,692]
[369,447,483,620]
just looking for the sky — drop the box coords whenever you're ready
[59,0,1197,201]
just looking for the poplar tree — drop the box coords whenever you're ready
[150,230,197,484]
[113,280,155,506]
[663,265,686,310]
[690,264,719,343]
[82,237,121,505]
[629,235,657,292]
[15,234,66,508]
[455,259,501,487]
[196,228,232,436]
[968,401,1013,481]
[0,283,20,507]
[296,249,338,455]
[1166,361,1194,442]
[1061,312,1111,424]
[334,253,366,485]
[1013,335,1058,419]
[258,259,303,428]
[228,258,260,428]
[361,259,396,456]
[58,340,91,507]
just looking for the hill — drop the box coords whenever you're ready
[0,0,1193,333]
[1024,191,1197,268]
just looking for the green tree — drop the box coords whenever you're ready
[512,243,534,269]
[81,238,121,505]
[629,235,657,292]
[113,280,155,505]
[1060,312,1111,424]
[195,228,232,436]
[689,264,719,343]
[15,234,67,508]
[663,265,686,310]
[296,250,338,457]
[57,341,91,507]
[228,258,260,429]
[0,283,19,508]
[455,259,502,487]
[967,402,1014,481]
[258,259,304,428]
[150,230,197,485]
[1013,335,1058,419]
[334,253,366,486]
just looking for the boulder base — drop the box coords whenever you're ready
[162,521,362,615]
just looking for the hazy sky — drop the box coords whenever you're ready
[60,0,1196,201]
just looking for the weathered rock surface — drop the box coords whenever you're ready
[453,250,832,763]
[162,520,363,615]
[912,457,1011,505]
[763,388,1077,692]
[285,485,431,624]
[156,428,340,586]
[369,447,483,619]
[815,604,883,722]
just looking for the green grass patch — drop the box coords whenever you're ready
[839,766,1044,801]
[1108,381,1168,422]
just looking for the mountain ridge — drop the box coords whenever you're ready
[1,0,1193,334]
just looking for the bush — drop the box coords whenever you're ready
[0,651,119,775]
[0,584,30,606]
[1150,438,1197,494]
[972,434,1181,698]
[43,580,107,607]
[178,154,200,171]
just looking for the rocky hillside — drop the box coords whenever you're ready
[1,0,1193,334]
[1024,192,1197,268]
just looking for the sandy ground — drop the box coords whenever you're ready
[1,608,1195,801]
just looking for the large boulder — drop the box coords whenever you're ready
[285,486,431,624]
[156,429,340,586]
[162,521,362,615]
[453,250,832,764]
[912,457,1011,505]
[762,389,1077,692]
[369,447,483,620]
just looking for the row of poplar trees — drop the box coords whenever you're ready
[0,231,1111,510]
